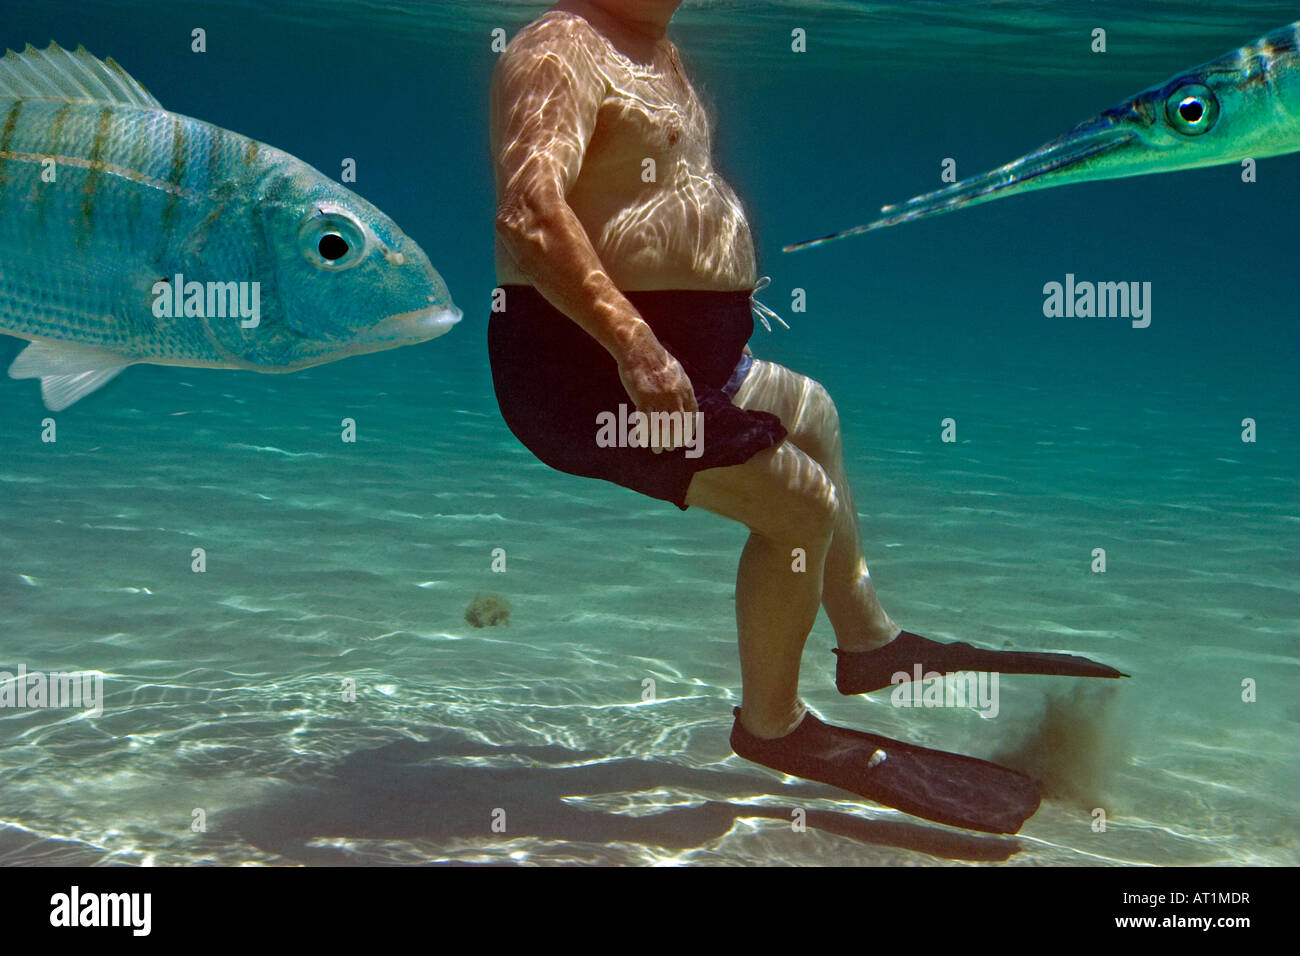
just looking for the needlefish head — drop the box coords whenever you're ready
[248,158,460,370]
[783,22,1300,249]
[1014,49,1292,190]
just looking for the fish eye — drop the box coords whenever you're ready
[298,210,367,270]
[1164,83,1219,136]
[318,233,349,260]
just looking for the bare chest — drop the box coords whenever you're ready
[584,46,713,171]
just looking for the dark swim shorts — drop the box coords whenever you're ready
[488,285,788,510]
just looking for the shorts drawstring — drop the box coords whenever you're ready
[750,276,790,332]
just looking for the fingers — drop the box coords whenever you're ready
[619,351,700,454]
[655,368,697,453]
[640,388,694,453]
[679,399,697,450]
[645,393,698,453]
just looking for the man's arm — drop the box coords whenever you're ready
[491,17,697,435]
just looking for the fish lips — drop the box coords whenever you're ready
[345,304,462,356]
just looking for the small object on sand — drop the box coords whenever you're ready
[465,593,511,628]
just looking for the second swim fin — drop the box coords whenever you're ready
[835,630,1129,695]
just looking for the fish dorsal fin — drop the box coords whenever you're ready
[0,41,162,109]
[9,339,131,411]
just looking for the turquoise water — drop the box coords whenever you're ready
[0,0,1296,866]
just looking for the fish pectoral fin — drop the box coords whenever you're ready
[9,340,131,411]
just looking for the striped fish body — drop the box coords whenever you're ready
[1,96,277,364]
[0,44,459,410]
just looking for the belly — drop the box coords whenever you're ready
[592,179,758,291]
[496,173,758,292]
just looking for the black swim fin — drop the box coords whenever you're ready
[730,708,1041,834]
[835,630,1129,696]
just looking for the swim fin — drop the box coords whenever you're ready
[730,708,1041,834]
[834,630,1129,695]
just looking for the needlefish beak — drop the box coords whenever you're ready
[881,117,1142,222]
[783,116,1141,252]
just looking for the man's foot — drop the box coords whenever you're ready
[834,630,1129,695]
[729,707,1041,833]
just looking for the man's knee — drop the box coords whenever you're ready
[687,444,838,540]
[808,380,839,427]
[755,456,838,543]
[789,379,843,464]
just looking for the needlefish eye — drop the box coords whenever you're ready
[298,210,367,270]
[1164,83,1219,135]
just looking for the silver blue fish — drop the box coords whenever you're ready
[0,42,460,410]
[786,22,1300,250]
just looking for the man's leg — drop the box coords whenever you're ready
[685,387,1048,834]
[730,359,899,652]
[684,441,838,739]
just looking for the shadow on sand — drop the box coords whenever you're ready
[217,727,1024,864]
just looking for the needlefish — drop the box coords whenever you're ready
[0,43,460,410]
[785,21,1300,251]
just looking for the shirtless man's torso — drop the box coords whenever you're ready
[491,6,755,293]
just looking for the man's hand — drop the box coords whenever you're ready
[616,323,697,453]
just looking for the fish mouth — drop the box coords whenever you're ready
[353,304,462,352]
[784,118,1139,250]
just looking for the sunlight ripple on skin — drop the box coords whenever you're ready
[493,13,756,291]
